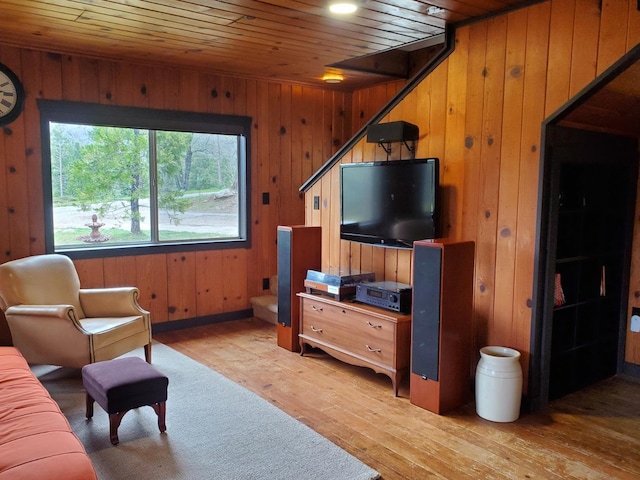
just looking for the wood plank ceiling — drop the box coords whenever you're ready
[0,0,537,90]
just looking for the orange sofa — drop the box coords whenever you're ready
[0,347,97,480]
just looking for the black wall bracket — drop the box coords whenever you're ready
[377,139,415,155]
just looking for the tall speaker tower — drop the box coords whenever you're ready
[410,240,475,414]
[276,226,321,351]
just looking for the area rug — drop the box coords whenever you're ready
[32,343,380,480]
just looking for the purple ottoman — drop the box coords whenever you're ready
[82,357,168,445]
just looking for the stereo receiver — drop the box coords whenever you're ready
[356,281,412,313]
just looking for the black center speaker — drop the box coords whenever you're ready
[366,121,419,144]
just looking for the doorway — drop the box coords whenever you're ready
[531,45,640,410]
[543,126,637,400]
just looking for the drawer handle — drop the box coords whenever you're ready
[311,305,323,312]
[366,344,382,353]
[310,325,323,333]
[366,321,382,329]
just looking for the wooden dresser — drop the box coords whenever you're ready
[297,292,411,396]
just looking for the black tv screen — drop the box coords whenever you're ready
[340,158,440,248]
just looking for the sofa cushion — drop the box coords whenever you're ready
[0,347,97,480]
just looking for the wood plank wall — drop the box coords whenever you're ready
[0,44,402,344]
[304,0,640,387]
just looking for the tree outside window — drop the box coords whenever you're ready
[39,100,250,258]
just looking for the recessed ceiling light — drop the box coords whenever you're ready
[329,2,358,14]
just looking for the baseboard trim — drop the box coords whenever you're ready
[623,362,640,378]
[151,309,254,334]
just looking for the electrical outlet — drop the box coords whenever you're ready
[313,195,320,210]
[632,307,640,332]
[262,277,270,290]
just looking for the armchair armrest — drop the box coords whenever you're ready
[6,304,75,318]
[5,304,88,332]
[79,287,149,318]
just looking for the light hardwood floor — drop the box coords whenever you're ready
[155,318,640,480]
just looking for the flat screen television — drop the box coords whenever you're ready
[340,158,440,248]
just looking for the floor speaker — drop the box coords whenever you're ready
[277,225,321,351]
[410,240,475,414]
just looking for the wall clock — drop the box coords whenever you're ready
[0,62,25,126]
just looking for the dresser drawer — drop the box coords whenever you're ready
[301,297,397,364]
[298,292,411,396]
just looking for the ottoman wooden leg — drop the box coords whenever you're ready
[151,402,167,433]
[109,411,129,446]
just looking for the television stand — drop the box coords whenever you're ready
[297,292,411,396]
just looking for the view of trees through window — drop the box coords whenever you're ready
[49,122,242,249]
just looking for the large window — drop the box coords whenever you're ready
[38,101,251,258]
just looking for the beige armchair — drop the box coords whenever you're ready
[0,254,152,368]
